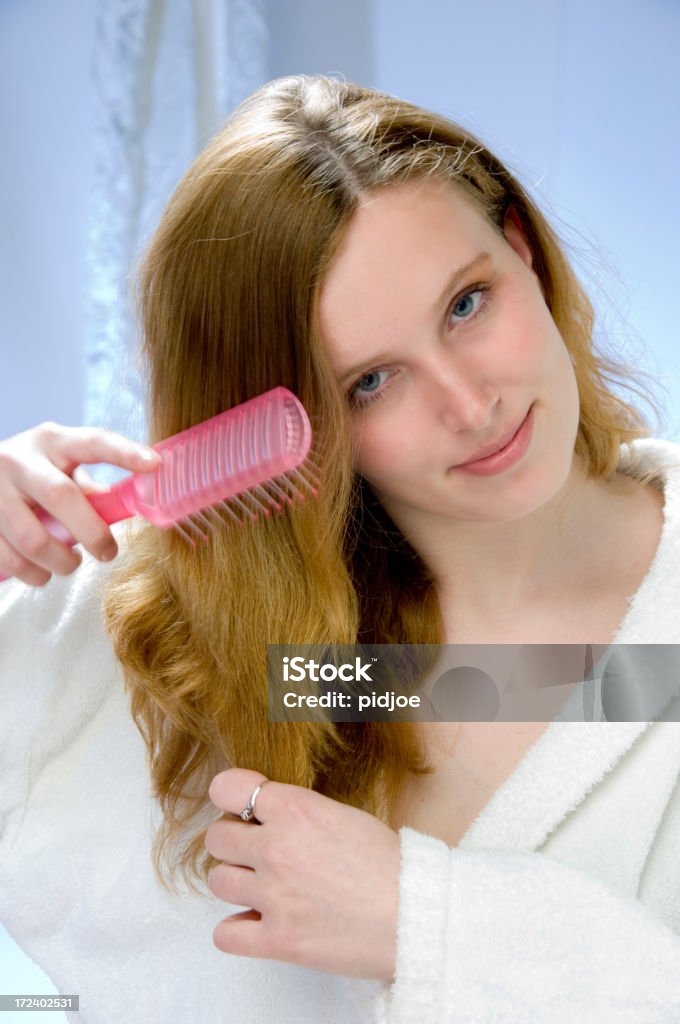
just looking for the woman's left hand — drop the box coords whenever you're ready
[205,767,401,981]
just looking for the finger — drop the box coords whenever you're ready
[37,423,161,477]
[213,914,266,959]
[209,863,258,908]
[0,533,55,587]
[208,768,272,820]
[16,465,120,563]
[0,495,85,578]
[71,466,111,494]
[205,819,258,866]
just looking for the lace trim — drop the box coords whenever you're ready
[84,0,267,478]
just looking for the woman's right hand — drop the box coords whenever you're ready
[0,422,161,587]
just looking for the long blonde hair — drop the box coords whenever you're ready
[103,75,663,895]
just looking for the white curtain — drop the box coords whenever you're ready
[84,0,267,477]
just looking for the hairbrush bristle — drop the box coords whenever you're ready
[171,450,322,547]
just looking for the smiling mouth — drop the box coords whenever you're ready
[456,408,531,467]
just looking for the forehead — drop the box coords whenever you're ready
[332,177,487,264]
[318,179,496,347]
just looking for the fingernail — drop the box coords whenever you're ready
[138,449,158,463]
[100,545,118,562]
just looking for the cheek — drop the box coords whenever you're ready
[499,284,559,375]
[352,427,393,480]
[351,416,417,483]
[506,321,549,371]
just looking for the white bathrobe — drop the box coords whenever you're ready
[1,437,680,1023]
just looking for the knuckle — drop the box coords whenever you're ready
[86,530,115,557]
[0,545,52,586]
[73,427,101,451]
[278,789,315,828]
[13,523,50,558]
[1,549,28,577]
[205,820,231,859]
[260,837,293,873]
[37,420,58,434]
[35,421,59,443]
[41,477,76,509]
[205,822,220,851]
[52,554,82,578]
[208,864,229,899]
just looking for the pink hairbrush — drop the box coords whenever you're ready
[0,387,318,582]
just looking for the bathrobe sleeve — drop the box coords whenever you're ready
[0,547,120,857]
[386,827,680,1024]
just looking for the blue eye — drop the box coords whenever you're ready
[356,371,384,394]
[349,369,393,407]
[450,287,485,323]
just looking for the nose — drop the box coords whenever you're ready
[426,356,499,433]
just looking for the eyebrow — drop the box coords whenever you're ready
[336,251,493,386]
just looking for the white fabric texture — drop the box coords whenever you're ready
[1,437,680,1022]
[85,0,267,461]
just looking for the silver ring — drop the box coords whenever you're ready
[239,781,268,824]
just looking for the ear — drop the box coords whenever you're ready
[502,206,534,271]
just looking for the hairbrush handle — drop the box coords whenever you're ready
[26,488,137,549]
[0,485,140,582]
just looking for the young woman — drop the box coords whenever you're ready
[1,75,680,1023]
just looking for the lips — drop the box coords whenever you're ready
[457,409,531,466]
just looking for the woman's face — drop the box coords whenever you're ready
[318,179,581,534]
